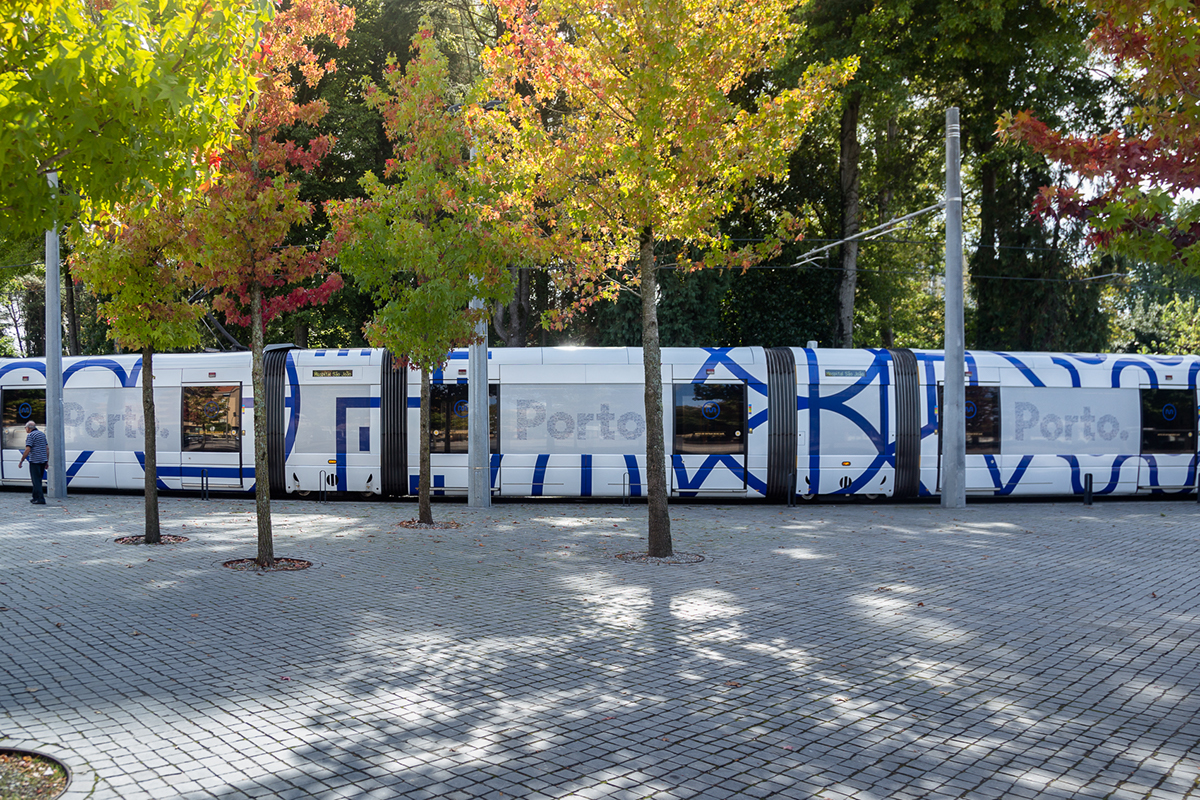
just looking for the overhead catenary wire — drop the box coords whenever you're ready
[786,201,948,269]
[709,260,1129,285]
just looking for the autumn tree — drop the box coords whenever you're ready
[477,0,853,556]
[70,199,204,543]
[183,0,353,568]
[328,25,519,524]
[273,0,497,350]
[1,0,272,238]
[1001,0,1200,275]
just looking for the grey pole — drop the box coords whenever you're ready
[941,108,966,508]
[44,172,67,499]
[461,102,502,510]
[467,295,491,508]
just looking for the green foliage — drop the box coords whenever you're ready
[1125,294,1200,355]
[580,268,733,347]
[921,0,1111,351]
[723,266,841,348]
[0,0,272,237]
[329,26,519,373]
[968,154,1111,352]
[70,198,204,355]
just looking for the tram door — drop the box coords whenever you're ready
[180,384,245,489]
[1137,387,1197,490]
[671,381,748,496]
[0,388,46,482]
[936,384,1001,493]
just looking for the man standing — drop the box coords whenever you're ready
[19,420,48,505]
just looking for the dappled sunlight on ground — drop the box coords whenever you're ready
[3,495,1200,798]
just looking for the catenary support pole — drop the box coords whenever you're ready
[467,294,491,508]
[942,108,966,509]
[45,172,67,499]
[463,100,505,510]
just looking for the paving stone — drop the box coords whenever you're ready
[4,497,1200,799]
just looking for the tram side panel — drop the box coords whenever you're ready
[792,348,898,498]
[916,351,1200,498]
[1000,384,1140,496]
[54,357,186,492]
[62,360,136,490]
[493,346,768,500]
[496,362,651,498]
[283,350,382,495]
[668,347,768,499]
[66,379,183,492]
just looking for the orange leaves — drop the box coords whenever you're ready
[999,0,1200,266]
[477,0,849,291]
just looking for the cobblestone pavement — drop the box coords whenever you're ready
[2,492,1200,800]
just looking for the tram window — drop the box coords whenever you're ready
[2,390,46,450]
[182,385,242,452]
[428,384,499,454]
[674,383,746,455]
[1140,388,1196,454]
[938,385,1001,455]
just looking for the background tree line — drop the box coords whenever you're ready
[2,0,1196,358]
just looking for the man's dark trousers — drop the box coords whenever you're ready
[30,462,46,503]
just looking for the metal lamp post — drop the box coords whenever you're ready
[467,294,490,508]
[45,172,66,500]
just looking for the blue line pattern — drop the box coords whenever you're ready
[623,455,641,497]
[335,396,381,491]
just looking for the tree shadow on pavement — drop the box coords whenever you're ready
[4,497,1200,799]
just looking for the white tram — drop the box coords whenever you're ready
[0,346,1194,500]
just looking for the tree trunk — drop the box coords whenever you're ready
[251,282,274,567]
[877,117,897,351]
[878,117,898,223]
[142,347,160,543]
[836,93,862,348]
[972,155,999,348]
[22,279,45,357]
[641,226,671,557]
[292,318,308,349]
[493,265,530,347]
[419,368,433,524]
[62,259,80,356]
[7,294,24,357]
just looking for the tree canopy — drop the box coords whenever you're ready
[477,0,854,555]
[1001,0,1200,270]
[329,24,521,523]
[70,196,203,543]
[0,0,272,236]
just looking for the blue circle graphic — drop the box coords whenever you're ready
[17,402,31,420]
[701,402,720,420]
[1163,403,1177,421]
[964,400,977,419]
[454,399,469,418]
[203,400,220,418]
